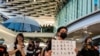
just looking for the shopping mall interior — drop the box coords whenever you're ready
[0,0,100,51]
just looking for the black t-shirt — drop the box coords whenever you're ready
[78,49,99,56]
[14,45,22,56]
[33,47,42,56]
[0,45,6,56]
[26,46,35,56]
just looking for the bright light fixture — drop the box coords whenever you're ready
[88,32,93,34]
[76,39,79,41]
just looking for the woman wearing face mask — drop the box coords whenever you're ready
[77,44,99,56]
[8,33,25,56]
[77,37,99,56]
[84,37,92,45]
[26,39,35,56]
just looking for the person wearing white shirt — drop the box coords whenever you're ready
[8,33,25,56]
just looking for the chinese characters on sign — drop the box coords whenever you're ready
[52,40,76,56]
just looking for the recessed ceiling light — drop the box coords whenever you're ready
[76,39,79,41]
[88,32,93,34]
[84,31,88,33]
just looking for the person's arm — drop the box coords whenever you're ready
[40,48,44,56]
[75,48,79,54]
[18,45,26,56]
[45,50,52,56]
[20,49,25,56]
[8,49,19,55]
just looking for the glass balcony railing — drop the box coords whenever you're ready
[56,0,100,27]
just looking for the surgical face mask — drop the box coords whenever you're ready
[60,32,67,39]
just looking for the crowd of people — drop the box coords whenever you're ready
[0,26,99,56]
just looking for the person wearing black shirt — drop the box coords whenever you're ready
[26,39,35,56]
[0,44,9,56]
[77,40,99,56]
[41,26,68,56]
[33,41,42,56]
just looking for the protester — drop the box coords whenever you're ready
[0,42,9,56]
[84,37,92,45]
[41,26,68,56]
[26,39,35,56]
[41,39,52,56]
[8,33,25,56]
[77,43,99,56]
[77,37,99,56]
[33,40,42,56]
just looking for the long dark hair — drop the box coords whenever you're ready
[14,33,24,45]
[84,37,92,44]
[14,33,24,56]
[45,39,52,51]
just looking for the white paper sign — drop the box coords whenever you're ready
[52,40,76,56]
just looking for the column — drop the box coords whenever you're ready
[97,0,99,10]
[92,0,95,12]
[87,0,92,14]
[99,0,100,9]
[77,0,81,18]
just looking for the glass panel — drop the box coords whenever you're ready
[99,0,100,9]
[87,0,92,14]
[94,0,98,11]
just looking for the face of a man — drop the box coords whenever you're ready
[29,40,33,45]
[59,28,67,33]
[35,42,40,47]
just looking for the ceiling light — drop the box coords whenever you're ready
[76,39,79,41]
[84,31,88,33]
[34,0,36,2]
[88,32,93,34]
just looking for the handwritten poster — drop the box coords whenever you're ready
[52,40,76,56]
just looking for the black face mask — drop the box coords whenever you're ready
[60,32,67,39]
[29,44,32,47]
[88,42,93,46]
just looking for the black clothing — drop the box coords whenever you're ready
[0,45,8,56]
[26,47,35,56]
[77,49,99,56]
[14,45,22,56]
[33,47,42,56]
[15,51,22,56]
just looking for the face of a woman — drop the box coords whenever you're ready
[17,36,23,42]
[87,38,92,43]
